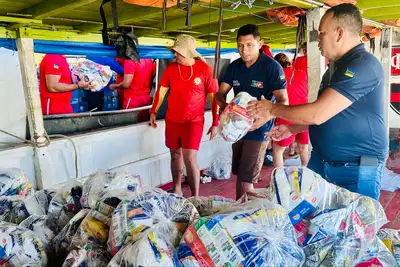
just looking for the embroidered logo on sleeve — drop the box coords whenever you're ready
[251,80,264,88]
[280,75,286,80]
[233,80,240,86]
[53,64,59,69]
[344,69,355,78]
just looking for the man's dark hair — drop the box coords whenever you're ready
[326,3,363,35]
[237,24,261,40]
[274,53,291,68]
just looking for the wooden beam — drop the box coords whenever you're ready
[21,0,99,20]
[76,5,162,32]
[272,0,318,9]
[191,13,274,38]
[0,16,42,25]
[198,22,295,40]
[134,1,285,37]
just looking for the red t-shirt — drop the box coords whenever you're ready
[283,67,308,105]
[39,54,73,114]
[293,56,307,72]
[116,58,155,98]
[160,59,218,123]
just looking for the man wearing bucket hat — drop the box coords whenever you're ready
[150,34,219,197]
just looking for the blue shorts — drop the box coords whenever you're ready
[308,151,384,200]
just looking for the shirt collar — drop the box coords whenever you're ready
[335,43,365,66]
[239,51,266,68]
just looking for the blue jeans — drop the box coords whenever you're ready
[308,152,384,200]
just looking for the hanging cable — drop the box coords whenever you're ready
[186,0,193,29]
[0,128,79,179]
[213,0,224,79]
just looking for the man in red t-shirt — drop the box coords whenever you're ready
[39,54,93,115]
[110,58,156,111]
[150,35,219,197]
[273,53,309,167]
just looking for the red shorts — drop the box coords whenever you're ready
[274,118,309,147]
[165,117,204,151]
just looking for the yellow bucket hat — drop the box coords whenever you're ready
[169,34,205,61]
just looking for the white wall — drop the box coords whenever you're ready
[0,48,27,147]
[31,112,231,189]
[0,145,36,186]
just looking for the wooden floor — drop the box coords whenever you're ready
[182,166,400,230]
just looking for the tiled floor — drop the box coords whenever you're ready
[182,166,400,230]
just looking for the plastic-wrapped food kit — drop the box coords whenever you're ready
[377,228,400,266]
[81,170,144,211]
[354,237,397,267]
[188,196,235,217]
[180,198,305,267]
[108,189,199,256]
[62,245,110,267]
[53,209,90,258]
[0,168,33,197]
[269,167,389,267]
[0,222,48,267]
[219,92,256,143]
[0,196,30,224]
[19,215,55,253]
[24,190,55,216]
[71,59,113,92]
[47,180,83,233]
[71,210,110,248]
[108,231,180,267]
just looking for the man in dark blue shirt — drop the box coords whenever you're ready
[247,4,388,200]
[216,24,288,200]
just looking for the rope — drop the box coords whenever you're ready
[1,128,79,180]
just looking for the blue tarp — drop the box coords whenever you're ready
[0,38,294,59]
[0,38,237,58]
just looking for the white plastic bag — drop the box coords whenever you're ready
[203,151,232,180]
[24,189,55,216]
[71,59,113,92]
[219,92,256,142]
[81,170,144,211]
[47,180,83,233]
[19,215,55,254]
[188,195,235,216]
[0,168,32,197]
[269,167,389,267]
[182,198,305,267]
[108,189,199,256]
[62,245,110,267]
[0,222,48,266]
[107,231,179,267]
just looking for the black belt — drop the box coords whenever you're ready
[323,160,359,167]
